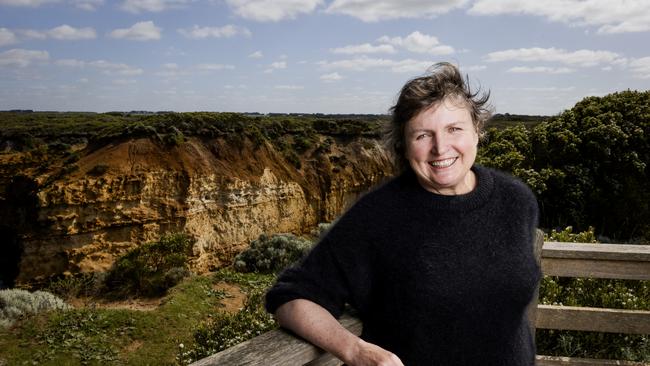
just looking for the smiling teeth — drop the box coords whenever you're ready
[429,158,456,168]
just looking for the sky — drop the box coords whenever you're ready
[0,0,648,115]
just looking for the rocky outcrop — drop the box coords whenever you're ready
[1,135,393,284]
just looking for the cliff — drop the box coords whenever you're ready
[0,128,393,285]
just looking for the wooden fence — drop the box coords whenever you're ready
[193,230,650,366]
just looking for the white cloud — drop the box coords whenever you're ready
[120,0,189,13]
[225,0,323,22]
[178,25,251,39]
[319,56,431,73]
[485,47,625,67]
[56,58,143,76]
[507,66,575,74]
[113,79,136,85]
[89,60,143,75]
[56,58,86,67]
[155,63,189,78]
[264,61,287,73]
[320,72,343,82]
[469,0,650,34]
[196,63,235,71]
[0,0,58,6]
[109,21,161,41]
[47,25,96,40]
[18,29,46,40]
[275,85,304,90]
[519,86,576,92]
[249,50,263,58]
[326,0,468,22]
[71,0,103,10]
[331,43,395,55]
[13,25,96,41]
[0,0,102,8]
[378,31,454,55]
[629,57,650,79]
[0,28,17,47]
[0,48,49,67]
[465,65,486,71]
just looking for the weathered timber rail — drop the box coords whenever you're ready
[193,230,650,366]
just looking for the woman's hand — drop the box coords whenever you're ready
[275,299,404,366]
[346,338,404,366]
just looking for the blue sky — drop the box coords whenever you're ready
[0,0,648,115]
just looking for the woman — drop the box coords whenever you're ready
[265,62,541,366]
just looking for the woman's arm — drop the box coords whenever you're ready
[275,299,404,366]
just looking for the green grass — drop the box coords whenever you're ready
[0,275,230,366]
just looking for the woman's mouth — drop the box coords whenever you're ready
[428,157,457,168]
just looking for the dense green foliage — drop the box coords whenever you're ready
[536,227,649,361]
[104,233,193,298]
[0,111,384,153]
[233,233,314,273]
[479,90,650,241]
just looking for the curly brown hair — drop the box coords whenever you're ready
[384,62,492,172]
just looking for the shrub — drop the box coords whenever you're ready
[0,289,69,328]
[104,233,193,298]
[46,272,106,300]
[233,233,313,274]
[546,226,597,243]
[87,164,109,176]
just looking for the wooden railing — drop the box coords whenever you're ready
[193,230,650,366]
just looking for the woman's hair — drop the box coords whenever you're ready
[384,62,492,172]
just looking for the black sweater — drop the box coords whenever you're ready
[266,165,541,365]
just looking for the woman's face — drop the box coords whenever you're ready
[405,98,479,195]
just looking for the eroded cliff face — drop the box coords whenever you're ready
[2,135,392,284]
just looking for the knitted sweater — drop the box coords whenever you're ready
[265,165,541,366]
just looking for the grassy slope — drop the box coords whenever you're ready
[0,274,238,365]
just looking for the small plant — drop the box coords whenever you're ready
[0,289,69,328]
[546,226,597,243]
[104,233,194,298]
[233,233,313,274]
[46,272,106,300]
[87,164,109,176]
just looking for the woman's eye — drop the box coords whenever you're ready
[449,127,461,132]
[416,134,428,140]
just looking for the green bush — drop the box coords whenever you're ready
[104,233,193,298]
[0,289,69,328]
[87,164,109,176]
[546,226,597,243]
[233,233,313,274]
[46,272,106,300]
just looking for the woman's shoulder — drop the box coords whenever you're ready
[477,165,537,203]
[333,173,407,225]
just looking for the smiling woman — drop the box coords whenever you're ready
[404,98,479,195]
[265,62,542,366]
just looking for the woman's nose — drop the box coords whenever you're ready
[431,134,448,155]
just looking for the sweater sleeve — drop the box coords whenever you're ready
[265,199,376,319]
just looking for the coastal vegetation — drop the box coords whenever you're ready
[0,90,648,364]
